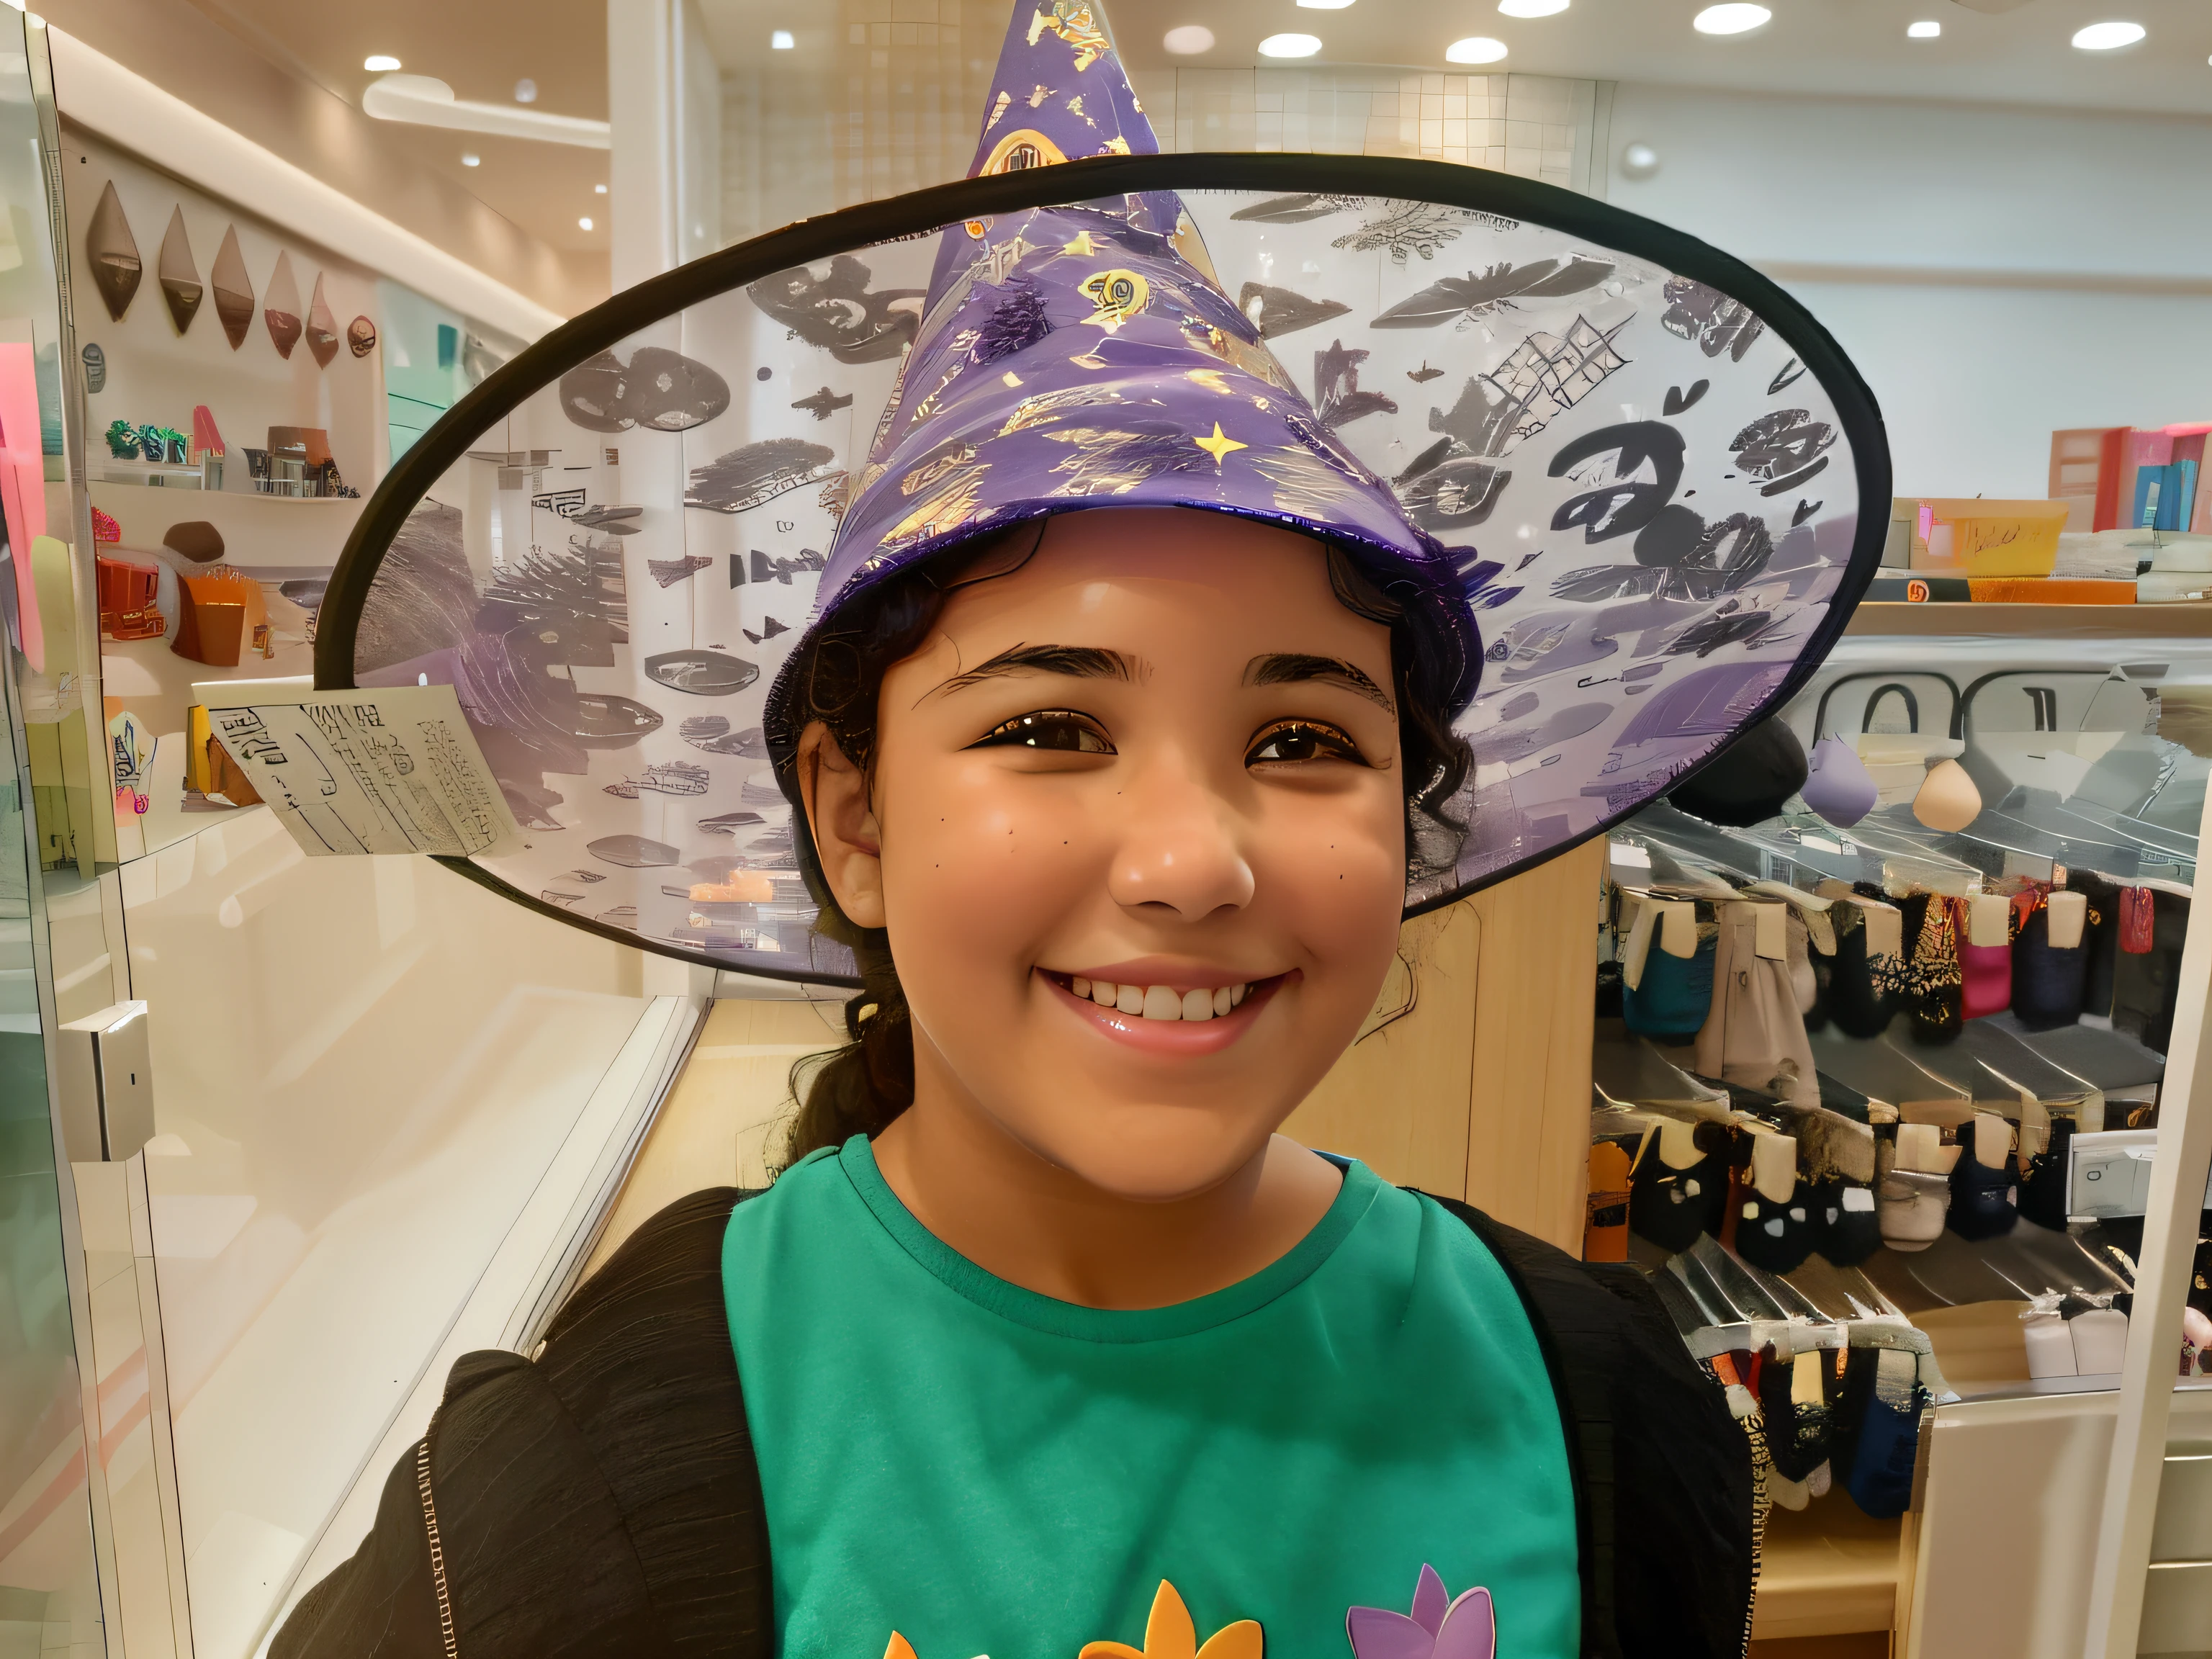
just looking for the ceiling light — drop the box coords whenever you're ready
[460,152,480,166]
[1297,0,1354,8]
[594,182,608,194]
[1621,141,1659,179]
[1163,24,1214,53]
[578,217,594,231]
[1693,4,1771,34]
[514,78,538,103]
[363,53,401,72]
[770,29,794,48]
[1446,36,1509,63]
[2072,20,2144,50]
[1907,19,1940,37]
[1259,32,1322,56]
[1498,0,1568,15]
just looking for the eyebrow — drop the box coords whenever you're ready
[925,643,1143,699]
[1244,652,1395,714]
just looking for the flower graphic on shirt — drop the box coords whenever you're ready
[1080,1579,1264,1659]
[1344,1565,1495,1659]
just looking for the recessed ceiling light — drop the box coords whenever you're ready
[1259,32,1322,56]
[1446,35,1509,63]
[1907,19,1940,38]
[1621,141,1659,179]
[1693,4,1771,34]
[460,152,480,166]
[770,29,794,48]
[2072,20,2144,50]
[1498,0,1568,16]
[1297,0,1354,9]
[578,217,594,231]
[594,182,608,194]
[514,77,538,103]
[364,53,401,72]
[1163,24,1215,53]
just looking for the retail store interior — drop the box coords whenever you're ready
[4,1,2212,1656]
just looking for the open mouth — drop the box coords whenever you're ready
[1039,970,1284,1023]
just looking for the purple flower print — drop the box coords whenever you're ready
[1346,1564,1496,1659]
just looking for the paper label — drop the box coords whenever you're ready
[197,681,520,858]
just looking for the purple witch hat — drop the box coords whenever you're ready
[801,0,1479,720]
[320,0,1887,979]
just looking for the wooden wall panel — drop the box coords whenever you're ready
[1465,837,1602,1250]
[1282,901,1480,1195]
[1285,836,1601,1250]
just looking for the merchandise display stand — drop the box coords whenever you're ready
[2085,773,2212,1657]
[1587,608,2212,1655]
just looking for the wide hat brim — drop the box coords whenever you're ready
[318,153,1889,986]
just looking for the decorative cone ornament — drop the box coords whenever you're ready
[211,226,255,350]
[315,0,1888,982]
[156,207,202,333]
[85,181,141,322]
[1802,734,1879,827]
[1912,758,1982,833]
[263,251,302,359]
[305,274,341,368]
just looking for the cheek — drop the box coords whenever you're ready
[1256,780,1407,972]
[873,752,1096,978]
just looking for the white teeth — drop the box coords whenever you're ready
[1070,977,1255,1018]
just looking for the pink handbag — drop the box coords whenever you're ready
[1960,942,2011,1020]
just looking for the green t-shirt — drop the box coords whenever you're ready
[721,1137,1580,1659]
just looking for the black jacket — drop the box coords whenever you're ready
[273,1187,1753,1659]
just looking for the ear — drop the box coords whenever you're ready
[797,720,886,930]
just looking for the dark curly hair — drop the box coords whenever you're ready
[773,516,1475,1168]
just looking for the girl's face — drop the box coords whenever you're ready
[801,508,1409,1202]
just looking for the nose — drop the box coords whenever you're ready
[1105,750,1256,922]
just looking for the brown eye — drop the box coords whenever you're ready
[1246,719,1366,766]
[971,710,1115,753]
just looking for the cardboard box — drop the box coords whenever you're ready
[1904,498,2067,577]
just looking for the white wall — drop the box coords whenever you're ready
[1605,84,2212,498]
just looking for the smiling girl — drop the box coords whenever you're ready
[277,3,1888,1655]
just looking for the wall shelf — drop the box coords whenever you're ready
[1845,602,2212,639]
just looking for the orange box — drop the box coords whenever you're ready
[1966,577,2135,605]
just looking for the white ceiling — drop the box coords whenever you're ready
[703,0,2212,119]
[1105,0,2212,114]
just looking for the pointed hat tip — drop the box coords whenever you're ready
[968,1,1157,179]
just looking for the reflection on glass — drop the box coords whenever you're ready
[0,15,107,1656]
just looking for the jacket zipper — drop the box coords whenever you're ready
[415,1437,459,1658]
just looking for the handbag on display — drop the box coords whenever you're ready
[1627,1118,1732,1252]
[1694,903,1820,1107]
[1946,1112,2020,1241]
[1959,891,2013,1021]
[1905,894,1964,1046]
[1620,897,1717,1042]
[2014,891,2089,1031]
[2112,886,2190,1053]
[1820,897,1907,1039]
[1735,1130,1817,1275]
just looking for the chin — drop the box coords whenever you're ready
[1000,1097,1286,1203]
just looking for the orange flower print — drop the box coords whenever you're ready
[1081,1580,1263,1659]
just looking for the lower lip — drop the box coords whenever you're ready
[1040,971,1290,1056]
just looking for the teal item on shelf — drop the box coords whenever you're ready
[1622,932,1717,1040]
